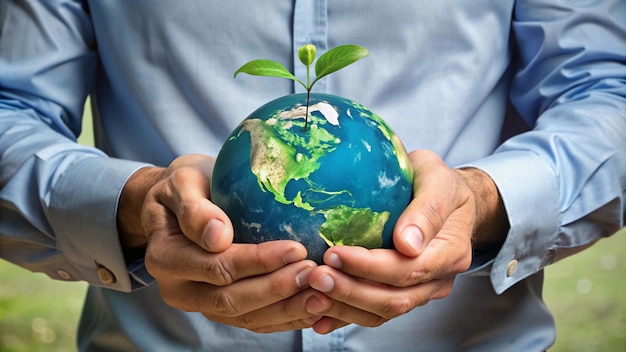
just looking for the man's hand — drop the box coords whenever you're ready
[117,154,321,332]
[303,150,508,334]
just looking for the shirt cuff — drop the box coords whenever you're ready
[48,156,153,292]
[461,150,559,294]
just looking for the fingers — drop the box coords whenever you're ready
[319,243,465,288]
[202,288,324,333]
[307,315,350,335]
[393,150,474,257]
[146,225,320,331]
[320,246,432,286]
[158,259,316,314]
[155,258,322,333]
[146,232,309,285]
[305,265,454,332]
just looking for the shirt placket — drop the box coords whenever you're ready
[293,0,342,350]
[302,327,345,352]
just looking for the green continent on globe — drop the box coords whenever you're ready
[318,205,390,248]
[235,102,343,210]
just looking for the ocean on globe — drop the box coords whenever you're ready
[211,93,414,263]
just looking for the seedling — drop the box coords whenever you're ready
[234,44,369,130]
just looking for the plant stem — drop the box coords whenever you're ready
[304,90,310,132]
[303,61,312,132]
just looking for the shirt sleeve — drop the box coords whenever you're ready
[0,0,150,291]
[464,0,626,294]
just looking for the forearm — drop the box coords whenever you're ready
[457,0,626,294]
[0,117,149,290]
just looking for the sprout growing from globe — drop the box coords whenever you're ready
[234,44,369,130]
[213,44,413,263]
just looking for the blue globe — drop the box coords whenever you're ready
[211,93,413,263]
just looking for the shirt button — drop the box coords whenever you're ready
[57,269,71,280]
[97,266,116,284]
[507,260,518,277]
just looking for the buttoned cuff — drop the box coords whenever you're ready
[49,156,153,292]
[461,150,559,294]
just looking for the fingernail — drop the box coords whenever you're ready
[326,252,342,269]
[303,315,323,325]
[203,219,225,248]
[296,267,313,288]
[306,295,331,314]
[402,225,423,254]
[283,248,306,264]
[312,274,334,293]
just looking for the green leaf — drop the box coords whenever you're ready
[298,44,317,66]
[234,59,307,88]
[312,44,369,87]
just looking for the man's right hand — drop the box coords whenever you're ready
[117,154,321,332]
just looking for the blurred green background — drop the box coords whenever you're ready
[1,103,624,351]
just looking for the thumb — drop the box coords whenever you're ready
[199,203,234,253]
[392,150,460,257]
[172,177,234,253]
[144,161,234,253]
[394,223,425,258]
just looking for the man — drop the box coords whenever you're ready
[1,1,624,351]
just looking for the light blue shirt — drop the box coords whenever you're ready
[1,0,625,351]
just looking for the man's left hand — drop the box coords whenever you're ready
[303,149,507,334]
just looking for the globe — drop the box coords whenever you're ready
[211,93,414,263]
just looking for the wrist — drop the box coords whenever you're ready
[117,166,167,253]
[456,167,509,250]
